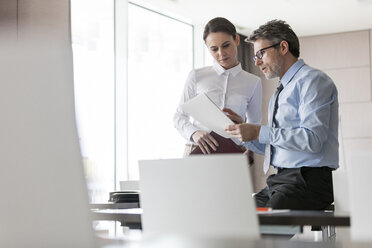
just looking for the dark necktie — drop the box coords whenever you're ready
[272,83,284,127]
[263,83,283,174]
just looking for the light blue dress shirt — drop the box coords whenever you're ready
[244,59,339,170]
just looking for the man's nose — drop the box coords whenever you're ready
[254,58,262,66]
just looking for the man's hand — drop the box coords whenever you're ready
[191,131,219,154]
[222,108,244,124]
[225,123,261,142]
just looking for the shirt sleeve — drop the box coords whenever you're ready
[173,70,199,142]
[242,140,265,155]
[245,78,262,125]
[262,73,337,153]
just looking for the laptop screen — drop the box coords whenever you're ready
[139,154,259,238]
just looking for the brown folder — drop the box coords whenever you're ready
[190,131,244,155]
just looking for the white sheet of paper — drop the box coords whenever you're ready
[180,93,234,139]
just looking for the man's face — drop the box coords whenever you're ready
[253,39,283,79]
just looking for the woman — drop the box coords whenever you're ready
[174,17,262,156]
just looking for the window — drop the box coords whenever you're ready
[71,0,115,203]
[71,0,194,202]
[126,3,193,179]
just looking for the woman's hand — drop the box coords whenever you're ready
[191,131,219,154]
[222,108,244,124]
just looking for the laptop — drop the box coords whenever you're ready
[139,154,259,238]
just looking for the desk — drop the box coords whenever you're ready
[258,210,350,240]
[99,235,372,248]
[258,210,349,226]
[91,208,350,240]
[92,208,142,229]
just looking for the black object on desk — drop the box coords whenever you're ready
[109,191,140,204]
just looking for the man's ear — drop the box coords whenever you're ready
[279,40,289,55]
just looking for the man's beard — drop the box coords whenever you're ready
[265,63,281,80]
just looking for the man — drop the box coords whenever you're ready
[225,20,339,210]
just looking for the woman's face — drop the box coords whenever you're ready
[205,32,239,69]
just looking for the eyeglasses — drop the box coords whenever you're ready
[253,42,281,62]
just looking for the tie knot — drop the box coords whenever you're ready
[277,83,283,91]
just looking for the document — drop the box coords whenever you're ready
[180,93,234,139]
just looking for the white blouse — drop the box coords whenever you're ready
[174,62,262,144]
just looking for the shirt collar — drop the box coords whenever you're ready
[280,59,305,87]
[213,61,242,77]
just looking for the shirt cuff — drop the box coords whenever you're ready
[258,125,270,144]
[185,126,199,142]
[242,140,265,155]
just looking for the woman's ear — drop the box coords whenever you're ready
[235,34,240,46]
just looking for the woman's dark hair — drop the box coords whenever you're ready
[247,19,300,58]
[203,17,237,41]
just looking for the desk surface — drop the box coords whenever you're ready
[258,210,350,226]
[98,236,371,248]
[91,208,350,228]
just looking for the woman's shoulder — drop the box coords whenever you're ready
[193,65,214,74]
[239,70,261,83]
[185,66,215,84]
[186,66,216,80]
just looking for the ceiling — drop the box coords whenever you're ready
[134,0,372,37]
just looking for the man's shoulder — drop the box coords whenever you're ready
[298,64,333,84]
[294,64,337,95]
[300,63,324,75]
